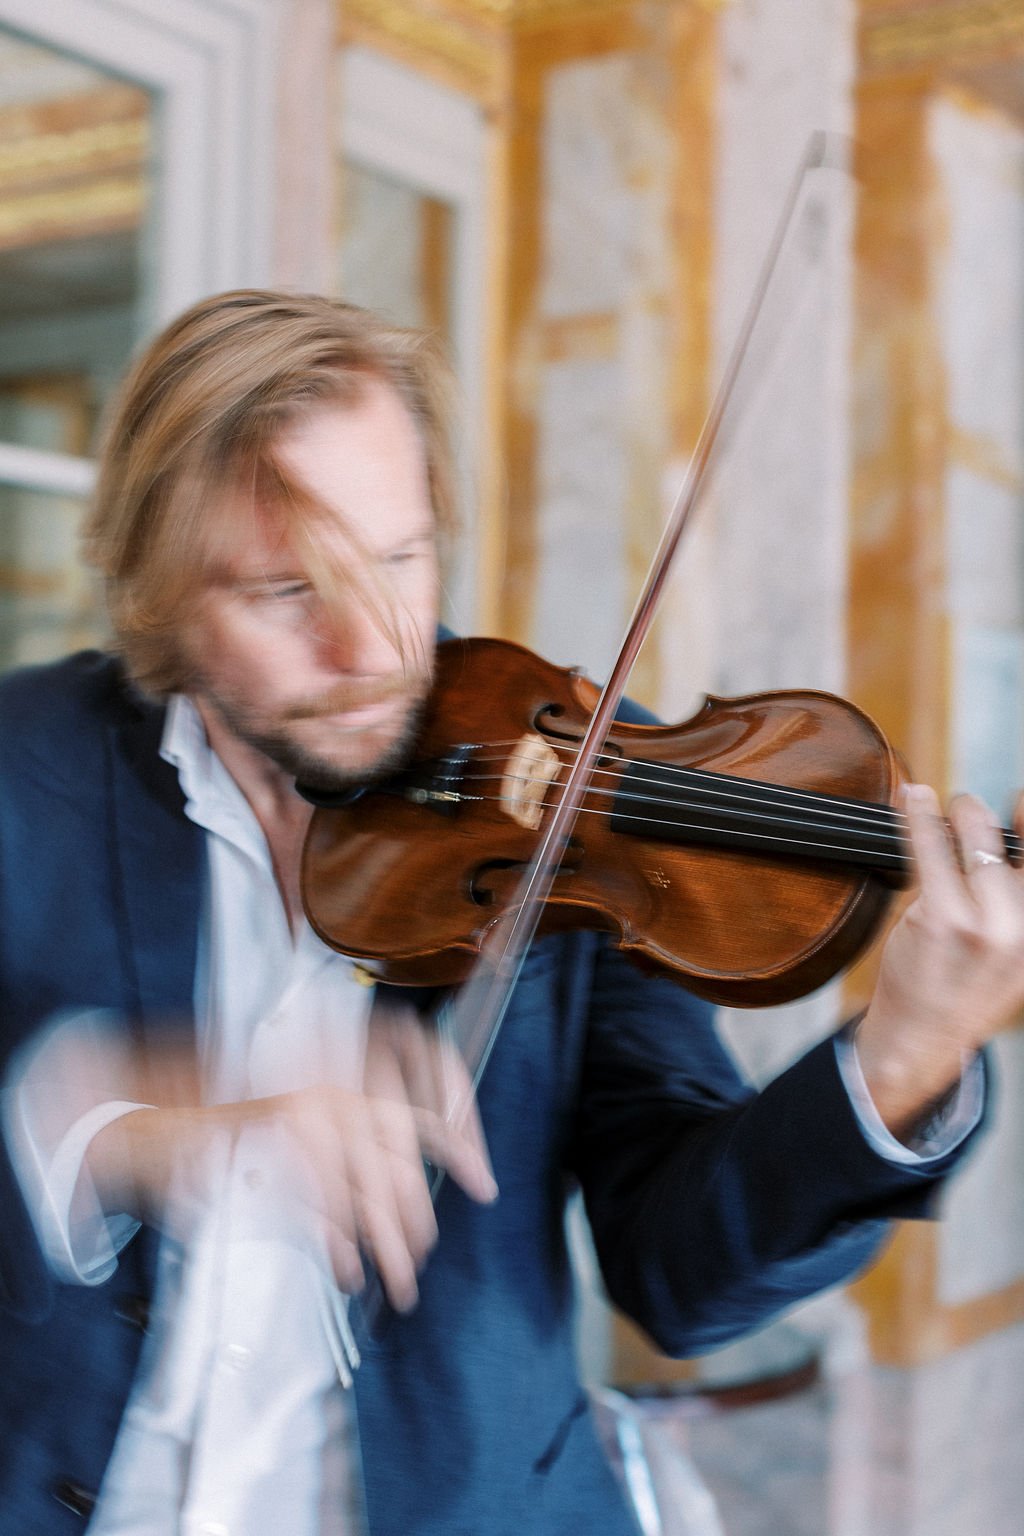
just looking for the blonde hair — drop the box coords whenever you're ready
[85,290,457,696]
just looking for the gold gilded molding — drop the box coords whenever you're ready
[863,1,1024,71]
[339,0,731,95]
[0,177,145,250]
[459,0,725,22]
[341,0,504,100]
[0,118,148,192]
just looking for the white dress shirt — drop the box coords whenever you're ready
[9,695,371,1535]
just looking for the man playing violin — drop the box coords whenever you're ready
[1,290,1021,1535]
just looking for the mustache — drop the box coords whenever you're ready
[284,671,430,721]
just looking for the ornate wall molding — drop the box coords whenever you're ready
[456,0,728,22]
[0,84,147,251]
[0,178,145,249]
[863,0,1024,73]
[339,0,731,101]
[0,116,147,190]
[341,0,504,102]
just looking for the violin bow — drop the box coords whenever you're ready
[436,133,849,1117]
[355,136,849,1336]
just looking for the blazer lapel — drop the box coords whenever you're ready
[106,700,204,1022]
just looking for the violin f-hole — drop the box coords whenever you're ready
[470,841,585,908]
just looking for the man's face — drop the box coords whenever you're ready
[186,381,440,790]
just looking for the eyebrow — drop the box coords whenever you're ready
[224,528,436,586]
[216,570,307,592]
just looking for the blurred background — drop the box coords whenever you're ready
[0,1,1021,1532]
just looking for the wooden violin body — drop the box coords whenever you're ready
[302,638,910,1007]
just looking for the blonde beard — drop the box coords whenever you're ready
[200,683,431,791]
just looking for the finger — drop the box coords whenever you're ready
[948,793,1011,888]
[1012,788,1024,849]
[366,1012,497,1197]
[903,783,972,917]
[432,1037,495,1185]
[350,1099,440,1309]
[363,1013,411,1103]
[393,1013,450,1116]
[412,1105,498,1205]
[291,1088,432,1310]
[949,794,1024,962]
[948,793,1021,941]
[321,1219,366,1296]
[367,1097,441,1260]
[287,1092,362,1255]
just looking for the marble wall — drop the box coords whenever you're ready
[700,0,858,1088]
[530,45,673,688]
[929,87,1024,1307]
[680,1315,1024,1536]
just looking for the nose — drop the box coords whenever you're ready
[310,589,404,677]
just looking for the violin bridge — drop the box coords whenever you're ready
[501,734,561,830]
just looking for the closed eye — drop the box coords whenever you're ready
[269,581,312,598]
[383,535,435,570]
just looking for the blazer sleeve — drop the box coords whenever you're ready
[0,755,56,1319]
[570,939,980,1357]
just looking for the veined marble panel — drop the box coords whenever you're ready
[338,163,429,329]
[532,356,628,683]
[937,1028,1024,1306]
[946,466,1024,632]
[931,92,1024,482]
[671,1316,1024,1536]
[931,86,1024,1308]
[950,621,1024,817]
[698,0,856,1224]
[856,1321,1024,1536]
[713,0,854,702]
[541,55,642,320]
[534,44,673,686]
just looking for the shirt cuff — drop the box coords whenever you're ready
[834,1028,984,1165]
[8,1095,148,1285]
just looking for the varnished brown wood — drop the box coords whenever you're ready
[302,636,909,1006]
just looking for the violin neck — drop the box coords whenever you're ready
[608,759,1020,881]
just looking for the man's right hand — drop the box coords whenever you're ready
[86,1008,497,1313]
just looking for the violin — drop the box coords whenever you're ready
[301,634,921,1007]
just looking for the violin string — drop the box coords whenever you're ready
[456,788,1024,867]
[464,740,911,824]
[455,770,1022,862]
[451,789,911,865]
[466,763,909,841]
[563,799,911,863]
[458,742,1022,855]
[460,786,908,860]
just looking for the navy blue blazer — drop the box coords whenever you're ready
[0,653,969,1535]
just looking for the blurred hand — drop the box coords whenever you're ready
[87,1003,496,1312]
[277,1003,496,1309]
[856,784,1024,1139]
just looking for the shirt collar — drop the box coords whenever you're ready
[159,694,263,858]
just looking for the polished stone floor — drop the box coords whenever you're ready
[605,1315,1024,1536]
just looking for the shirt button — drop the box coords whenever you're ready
[223,1343,252,1371]
[243,1168,263,1190]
